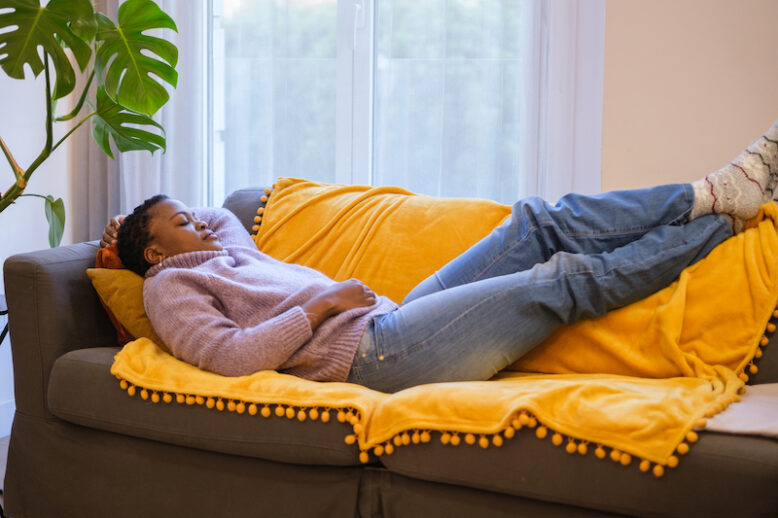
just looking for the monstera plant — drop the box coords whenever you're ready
[0,0,177,246]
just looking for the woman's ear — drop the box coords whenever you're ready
[144,244,165,265]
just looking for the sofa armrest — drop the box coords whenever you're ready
[4,241,116,419]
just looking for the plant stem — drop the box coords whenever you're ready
[51,111,96,154]
[0,135,23,181]
[55,69,95,122]
[0,55,55,214]
[18,193,49,200]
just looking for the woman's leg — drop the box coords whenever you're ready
[405,120,778,303]
[350,214,731,392]
[404,183,696,302]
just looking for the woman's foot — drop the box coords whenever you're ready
[690,119,778,222]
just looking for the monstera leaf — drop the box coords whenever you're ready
[92,86,165,159]
[95,0,178,117]
[0,0,96,99]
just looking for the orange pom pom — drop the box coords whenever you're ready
[686,431,698,443]
[440,433,451,445]
[353,423,363,434]
[176,393,185,404]
[677,442,690,455]
[503,427,515,439]
[577,442,588,455]
[127,385,136,397]
[374,445,384,456]
[401,432,410,446]
[420,431,431,443]
[261,406,271,418]
[151,392,160,403]
[639,460,651,472]
[536,426,548,439]
[595,446,606,459]
[196,395,205,406]
[465,433,476,445]
[337,410,347,423]
[552,433,563,446]
[163,393,173,403]
[261,195,268,203]
[768,323,776,333]
[216,399,225,411]
[275,405,285,417]
[479,436,489,449]
[226,400,236,411]
[359,451,369,464]
[450,434,461,446]
[385,443,394,455]
[393,435,402,447]
[285,407,295,419]
[566,441,577,455]
[140,389,149,400]
[749,363,758,375]
[667,455,679,468]
[652,465,665,478]
[120,380,128,390]
[761,336,769,346]
[248,403,258,416]
[297,409,307,421]
[344,434,356,445]
[321,410,331,423]
[187,395,197,406]
[206,397,215,409]
[620,453,631,466]
[309,408,319,420]
[492,435,503,447]
[412,431,420,444]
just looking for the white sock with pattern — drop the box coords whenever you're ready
[690,119,778,224]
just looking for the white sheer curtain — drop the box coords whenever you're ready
[117,1,206,213]
[70,0,206,240]
[214,0,604,205]
[70,0,604,234]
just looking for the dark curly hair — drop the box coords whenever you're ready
[117,194,170,276]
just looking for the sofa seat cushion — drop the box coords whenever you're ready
[378,427,778,518]
[48,347,367,466]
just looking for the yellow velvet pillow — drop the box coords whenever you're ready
[255,177,512,303]
[86,268,169,353]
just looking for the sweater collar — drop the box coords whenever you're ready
[145,249,229,278]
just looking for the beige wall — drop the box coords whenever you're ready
[602,0,778,192]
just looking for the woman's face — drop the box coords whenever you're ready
[143,199,223,266]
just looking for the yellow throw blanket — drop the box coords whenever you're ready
[111,178,776,478]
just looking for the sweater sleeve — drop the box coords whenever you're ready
[145,271,313,377]
[194,207,256,249]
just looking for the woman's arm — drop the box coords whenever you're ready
[146,273,313,377]
[192,207,256,248]
[99,207,254,249]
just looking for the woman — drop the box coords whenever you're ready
[104,121,778,392]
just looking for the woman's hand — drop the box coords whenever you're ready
[302,279,377,330]
[100,215,126,248]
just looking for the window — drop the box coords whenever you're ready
[208,0,604,205]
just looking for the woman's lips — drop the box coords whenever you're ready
[203,232,219,241]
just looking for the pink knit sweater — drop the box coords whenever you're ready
[143,208,397,380]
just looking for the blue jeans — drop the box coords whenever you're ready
[346,184,732,392]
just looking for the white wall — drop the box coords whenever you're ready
[602,0,778,191]
[0,72,74,437]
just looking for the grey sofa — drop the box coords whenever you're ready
[3,188,778,518]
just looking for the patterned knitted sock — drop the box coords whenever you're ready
[690,119,778,223]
